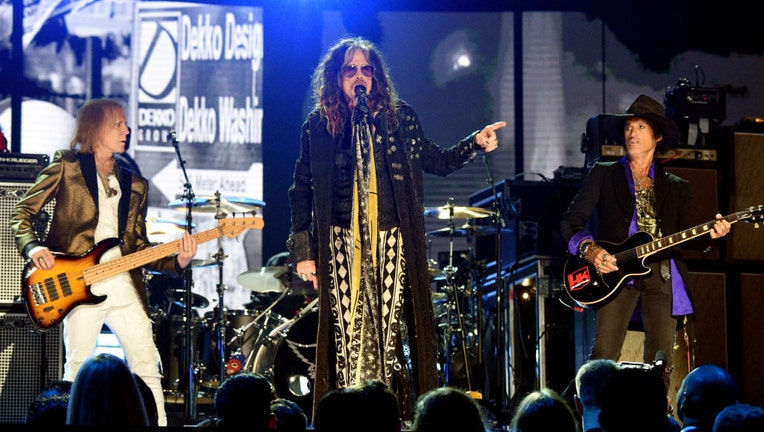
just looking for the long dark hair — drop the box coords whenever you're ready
[311,36,400,136]
[65,353,150,426]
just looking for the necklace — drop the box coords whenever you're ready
[633,173,651,191]
[98,169,118,198]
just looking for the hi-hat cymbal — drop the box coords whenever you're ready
[236,266,291,293]
[423,205,494,220]
[168,196,265,214]
[426,224,499,238]
[171,290,210,309]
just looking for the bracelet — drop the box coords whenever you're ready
[578,240,593,258]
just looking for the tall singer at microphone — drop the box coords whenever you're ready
[286,36,506,422]
[11,98,199,426]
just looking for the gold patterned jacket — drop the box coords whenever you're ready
[11,149,183,317]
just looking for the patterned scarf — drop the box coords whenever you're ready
[349,110,382,384]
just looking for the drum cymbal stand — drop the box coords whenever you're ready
[441,198,475,393]
[210,191,230,386]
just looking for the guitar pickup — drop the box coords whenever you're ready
[567,266,591,291]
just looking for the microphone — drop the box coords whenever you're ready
[653,350,667,374]
[167,130,178,144]
[354,85,368,113]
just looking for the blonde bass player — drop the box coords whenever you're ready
[11,99,198,426]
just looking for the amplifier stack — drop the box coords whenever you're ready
[0,153,62,424]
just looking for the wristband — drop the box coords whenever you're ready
[578,240,593,259]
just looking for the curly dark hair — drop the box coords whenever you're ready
[311,36,400,136]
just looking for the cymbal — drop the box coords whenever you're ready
[426,224,498,238]
[168,196,265,214]
[423,205,494,220]
[191,259,219,268]
[429,267,445,281]
[170,290,210,309]
[146,217,195,235]
[236,267,290,293]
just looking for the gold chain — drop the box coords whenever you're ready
[98,169,118,198]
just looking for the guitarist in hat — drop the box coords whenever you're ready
[11,98,198,426]
[560,94,730,379]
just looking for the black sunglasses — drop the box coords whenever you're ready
[340,64,374,79]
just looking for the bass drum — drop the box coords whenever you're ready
[199,309,288,389]
[252,306,318,420]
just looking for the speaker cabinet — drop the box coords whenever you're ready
[617,271,725,414]
[739,273,764,407]
[731,133,764,262]
[0,311,63,424]
[663,167,721,260]
[0,181,55,306]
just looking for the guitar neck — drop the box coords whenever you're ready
[81,228,221,285]
[632,212,742,259]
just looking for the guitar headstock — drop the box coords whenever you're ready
[741,204,764,228]
[217,216,265,237]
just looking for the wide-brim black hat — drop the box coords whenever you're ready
[603,94,680,149]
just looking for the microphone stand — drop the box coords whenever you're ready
[482,153,509,414]
[169,131,198,420]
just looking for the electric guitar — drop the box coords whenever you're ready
[563,205,764,307]
[22,216,264,330]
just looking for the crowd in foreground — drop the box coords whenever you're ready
[17,352,764,432]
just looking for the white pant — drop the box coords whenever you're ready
[63,298,167,426]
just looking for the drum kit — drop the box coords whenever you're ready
[424,199,498,394]
[146,193,318,416]
[147,193,497,415]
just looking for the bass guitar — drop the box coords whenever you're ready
[563,205,763,307]
[23,216,264,330]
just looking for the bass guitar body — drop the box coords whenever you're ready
[23,238,118,329]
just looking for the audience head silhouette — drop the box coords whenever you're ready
[677,364,740,431]
[213,370,275,430]
[599,365,670,432]
[313,379,401,432]
[65,353,149,426]
[574,359,618,432]
[508,387,579,432]
[713,403,764,432]
[411,386,486,432]
[271,397,308,431]
[26,380,72,425]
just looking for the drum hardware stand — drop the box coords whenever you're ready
[440,198,476,394]
[169,130,199,420]
[230,286,293,371]
[210,190,230,387]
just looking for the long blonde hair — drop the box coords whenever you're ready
[70,99,125,153]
